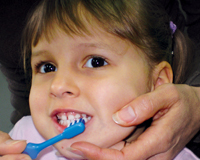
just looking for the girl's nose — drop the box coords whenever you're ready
[50,72,80,98]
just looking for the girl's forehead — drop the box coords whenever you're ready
[32,25,132,56]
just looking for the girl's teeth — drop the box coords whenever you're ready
[60,120,67,126]
[82,114,86,118]
[61,115,67,120]
[57,112,91,127]
[57,115,62,119]
[68,115,75,120]
[88,116,91,121]
[66,120,70,125]
[75,114,81,119]
[60,120,63,125]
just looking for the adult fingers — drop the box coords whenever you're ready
[70,142,125,160]
[112,83,182,126]
[70,115,176,160]
[0,154,31,160]
[121,109,183,160]
[123,84,200,160]
[0,131,27,155]
[70,84,200,160]
[70,129,173,160]
[70,105,187,160]
[113,84,200,159]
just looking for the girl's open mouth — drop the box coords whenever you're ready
[57,112,92,127]
[52,110,92,129]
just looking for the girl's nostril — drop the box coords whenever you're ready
[66,91,73,95]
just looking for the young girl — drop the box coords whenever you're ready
[9,0,197,159]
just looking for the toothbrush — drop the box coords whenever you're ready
[22,118,85,159]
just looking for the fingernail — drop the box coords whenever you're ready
[5,139,22,145]
[68,147,84,157]
[112,106,136,124]
[21,156,32,160]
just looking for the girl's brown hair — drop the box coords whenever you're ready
[22,0,193,84]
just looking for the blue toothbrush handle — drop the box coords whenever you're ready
[23,143,44,159]
[23,134,64,159]
[23,120,85,159]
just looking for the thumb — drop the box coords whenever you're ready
[0,131,27,155]
[112,84,178,126]
[70,141,125,160]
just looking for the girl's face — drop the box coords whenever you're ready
[30,27,151,159]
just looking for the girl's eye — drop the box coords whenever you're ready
[85,57,108,68]
[38,63,57,73]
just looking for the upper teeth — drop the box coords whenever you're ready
[57,113,91,127]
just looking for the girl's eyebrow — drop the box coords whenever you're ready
[77,42,123,55]
[31,42,126,57]
[31,50,49,58]
[31,43,111,58]
[77,43,112,50]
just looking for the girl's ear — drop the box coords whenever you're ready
[151,61,173,91]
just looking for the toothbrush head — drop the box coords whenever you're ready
[62,118,85,139]
[69,118,85,127]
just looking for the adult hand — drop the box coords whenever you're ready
[0,131,30,160]
[70,84,200,160]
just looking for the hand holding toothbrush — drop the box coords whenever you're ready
[0,131,30,160]
[22,118,85,159]
[0,119,85,160]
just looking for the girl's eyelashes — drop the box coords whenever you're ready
[85,56,108,68]
[33,56,107,73]
[34,61,57,73]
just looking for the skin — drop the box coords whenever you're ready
[1,1,200,159]
[1,84,200,160]
[71,84,200,160]
[30,27,157,159]
[0,131,30,160]
[1,18,199,160]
